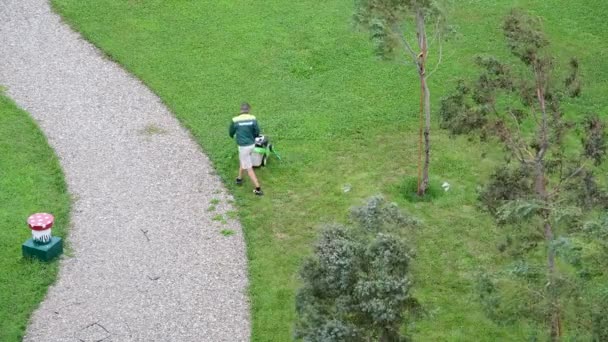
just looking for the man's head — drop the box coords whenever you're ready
[240,102,251,114]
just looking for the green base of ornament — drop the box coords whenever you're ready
[22,237,63,262]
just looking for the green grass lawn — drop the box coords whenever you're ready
[50,0,608,340]
[0,95,71,341]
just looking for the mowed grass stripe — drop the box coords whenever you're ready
[0,94,71,342]
[50,0,608,340]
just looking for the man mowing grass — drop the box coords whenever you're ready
[229,102,263,196]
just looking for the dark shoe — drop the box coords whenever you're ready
[236,178,243,185]
[253,188,264,196]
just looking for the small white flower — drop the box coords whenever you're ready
[441,182,450,192]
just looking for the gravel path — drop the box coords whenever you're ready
[0,1,250,341]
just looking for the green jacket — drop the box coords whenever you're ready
[229,113,260,146]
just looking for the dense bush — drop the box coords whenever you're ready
[295,197,419,342]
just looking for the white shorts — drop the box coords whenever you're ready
[238,144,255,170]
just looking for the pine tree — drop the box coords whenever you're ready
[440,9,608,340]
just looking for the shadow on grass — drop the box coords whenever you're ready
[399,176,445,203]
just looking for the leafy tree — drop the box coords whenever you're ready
[440,9,608,340]
[355,0,445,195]
[295,196,420,342]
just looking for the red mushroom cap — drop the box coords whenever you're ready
[27,213,54,231]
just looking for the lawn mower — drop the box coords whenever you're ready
[252,135,281,167]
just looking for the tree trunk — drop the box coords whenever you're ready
[534,74,561,341]
[419,75,431,195]
[542,210,560,341]
[380,327,397,342]
[546,224,561,342]
[415,8,431,196]
[380,331,390,342]
[535,163,560,340]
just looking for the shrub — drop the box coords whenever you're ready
[295,197,419,342]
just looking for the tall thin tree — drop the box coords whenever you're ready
[355,0,445,195]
